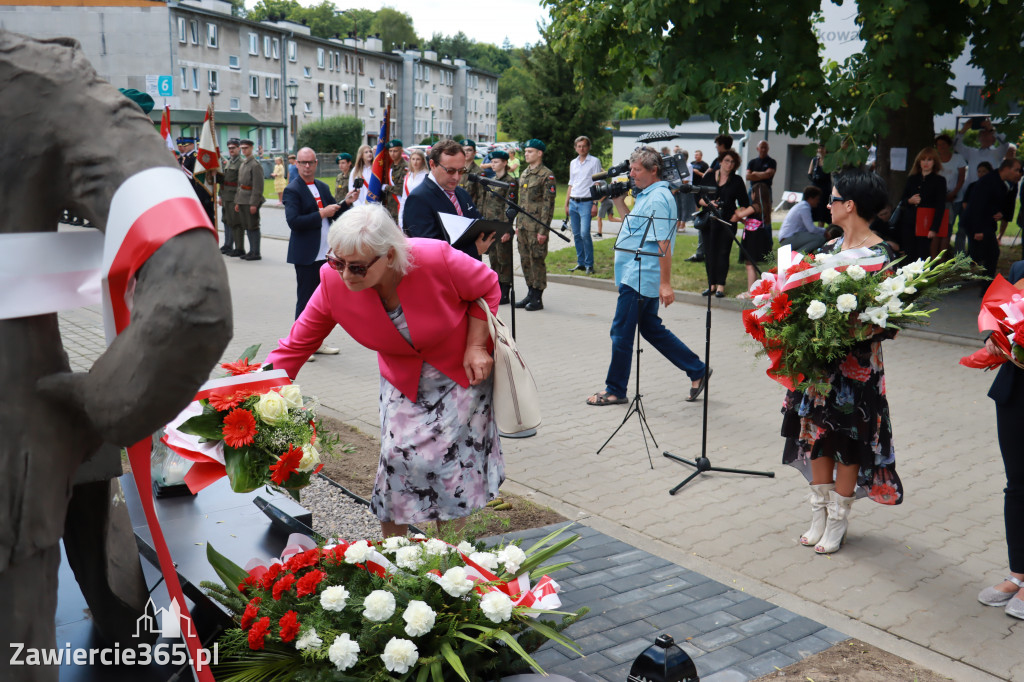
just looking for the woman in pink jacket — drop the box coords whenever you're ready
[267,204,503,537]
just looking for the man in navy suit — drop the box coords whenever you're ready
[967,157,1023,279]
[403,139,495,260]
[283,147,358,353]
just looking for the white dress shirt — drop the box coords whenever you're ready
[568,154,603,199]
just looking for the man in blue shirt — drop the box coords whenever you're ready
[587,146,710,406]
[778,186,825,245]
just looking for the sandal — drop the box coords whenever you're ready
[586,391,627,406]
[686,367,712,402]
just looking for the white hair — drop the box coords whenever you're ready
[327,204,413,275]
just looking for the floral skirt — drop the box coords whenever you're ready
[780,339,903,505]
[370,363,504,524]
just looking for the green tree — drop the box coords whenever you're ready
[425,32,514,75]
[296,116,363,155]
[336,8,376,40]
[498,39,610,177]
[370,8,419,52]
[544,0,1024,197]
[246,0,301,24]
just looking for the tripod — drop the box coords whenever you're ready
[596,214,669,469]
[664,210,774,493]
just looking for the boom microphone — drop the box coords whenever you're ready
[468,173,511,189]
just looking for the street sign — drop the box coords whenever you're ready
[146,75,174,98]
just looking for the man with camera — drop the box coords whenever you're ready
[586,146,710,407]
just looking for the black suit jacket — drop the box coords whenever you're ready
[403,176,482,259]
[966,172,1008,237]
[283,177,349,265]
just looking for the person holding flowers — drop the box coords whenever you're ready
[266,204,504,538]
[780,169,904,555]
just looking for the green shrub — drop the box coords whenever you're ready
[296,116,363,156]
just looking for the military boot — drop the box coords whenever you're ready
[499,283,511,305]
[514,287,535,309]
[242,230,262,260]
[525,288,544,311]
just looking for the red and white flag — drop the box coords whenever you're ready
[194,104,220,184]
[160,104,174,155]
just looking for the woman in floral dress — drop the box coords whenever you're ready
[781,169,903,554]
[267,204,503,538]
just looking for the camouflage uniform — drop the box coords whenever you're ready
[516,163,556,292]
[479,171,517,286]
[235,153,265,259]
[382,157,407,223]
[335,168,350,198]
[458,160,485,208]
[220,153,243,253]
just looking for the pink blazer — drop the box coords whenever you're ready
[266,238,499,400]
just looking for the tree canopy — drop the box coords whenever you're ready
[543,0,1024,183]
[246,1,416,49]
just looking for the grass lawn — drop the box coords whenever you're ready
[547,232,754,296]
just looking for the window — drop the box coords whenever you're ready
[265,78,271,99]
[369,108,375,118]
[249,33,258,55]
[358,89,364,105]
[230,97,240,111]
[379,63,385,78]
[191,68,199,91]
[272,38,280,60]
[317,48,325,69]
[303,101,312,113]
[249,75,258,97]
[368,78,375,88]
[447,72,453,86]
[177,17,186,43]
[288,40,297,62]
[270,128,280,150]
[189,20,199,44]
[228,55,239,69]
[358,56,364,74]
[328,53,333,71]
[424,65,430,82]
[380,92,385,107]
[179,67,187,91]
[273,78,279,99]
[303,66,311,78]
[208,70,218,92]
[264,36,271,58]
[207,23,218,48]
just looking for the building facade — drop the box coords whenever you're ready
[0,0,499,154]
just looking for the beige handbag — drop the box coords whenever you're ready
[476,299,541,434]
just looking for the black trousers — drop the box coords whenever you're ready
[704,222,735,287]
[968,230,1000,279]
[294,260,326,319]
[996,375,1024,573]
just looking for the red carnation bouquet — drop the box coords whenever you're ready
[162,345,337,497]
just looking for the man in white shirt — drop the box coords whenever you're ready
[565,135,603,274]
[778,186,825,245]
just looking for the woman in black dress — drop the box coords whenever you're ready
[699,149,754,297]
[899,148,947,261]
[737,181,773,298]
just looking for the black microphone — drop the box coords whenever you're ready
[468,173,511,189]
[679,184,718,195]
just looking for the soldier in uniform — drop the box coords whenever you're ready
[478,149,518,304]
[176,136,215,224]
[234,138,265,261]
[515,139,556,311]
[220,138,243,255]
[381,139,407,223]
[458,139,485,208]
[335,152,352,197]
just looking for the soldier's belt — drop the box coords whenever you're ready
[240,185,253,190]
[224,182,238,187]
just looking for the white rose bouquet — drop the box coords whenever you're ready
[202,526,587,681]
[743,247,977,393]
[166,344,338,497]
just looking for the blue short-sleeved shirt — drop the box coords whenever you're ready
[614,180,678,298]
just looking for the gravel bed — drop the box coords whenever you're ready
[301,476,383,542]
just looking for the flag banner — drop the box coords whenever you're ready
[366,105,391,203]
[195,105,220,183]
[160,105,174,155]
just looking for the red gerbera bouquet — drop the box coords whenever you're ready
[162,345,338,497]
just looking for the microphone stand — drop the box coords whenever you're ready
[663,211,774,492]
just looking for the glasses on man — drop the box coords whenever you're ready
[326,254,381,277]
[296,160,316,166]
[436,164,465,176]
[828,194,846,205]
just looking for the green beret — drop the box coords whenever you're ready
[386,139,403,149]
[462,139,477,149]
[119,87,155,114]
[490,150,509,161]
[337,153,353,162]
[524,139,546,152]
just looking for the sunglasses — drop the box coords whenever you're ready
[828,194,846,205]
[326,254,380,277]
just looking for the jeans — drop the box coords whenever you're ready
[605,284,706,398]
[568,199,594,269]
[996,378,1024,573]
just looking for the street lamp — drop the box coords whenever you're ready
[318,90,324,123]
[286,80,299,152]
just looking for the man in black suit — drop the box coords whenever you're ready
[283,147,358,354]
[966,157,1023,279]
[402,139,495,260]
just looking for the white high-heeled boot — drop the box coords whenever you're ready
[815,490,855,554]
[800,483,835,547]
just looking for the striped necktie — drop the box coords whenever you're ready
[444,189,463,217]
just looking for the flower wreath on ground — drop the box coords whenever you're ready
[202,526,588,682]
[161,344,339,497]
[742,245,978,393]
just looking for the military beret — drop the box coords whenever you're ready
[337,153,353,162]
[524,139,546,152]
[238,139,254,146]
[119,88,155,114]
[227,138,241,146]
[490,150,509,161]
[176,136,195,145]
[462,139,477,149]
[386,139,403,148]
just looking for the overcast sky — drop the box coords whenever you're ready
[277,0,548,48]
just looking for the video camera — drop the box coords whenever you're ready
[589,150,697,200]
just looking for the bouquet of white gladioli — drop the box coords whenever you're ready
[202,527,586,682]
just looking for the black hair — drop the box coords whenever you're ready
[999,158,1022,171]
[978,161,994,173]
[803,185,822,201]
[832,168,888,221]
[714,134,733,149]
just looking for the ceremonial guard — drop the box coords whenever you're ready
[335,152,352,197]
[478,149,518,304]
[458,139,486,207]
[176,135,215,223]
[220,138,243,255]
[381,140,407,222]
[515,139,556,311]
[234,138,265,260]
